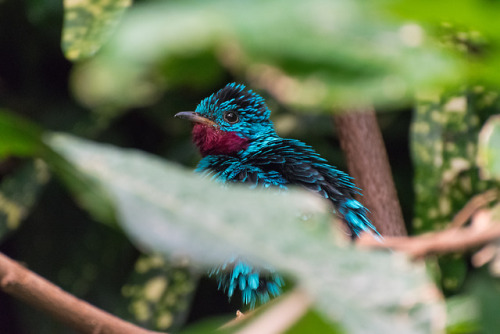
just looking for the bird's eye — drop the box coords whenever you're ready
[223,111,239,124]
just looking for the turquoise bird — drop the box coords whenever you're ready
[176,83,380,308]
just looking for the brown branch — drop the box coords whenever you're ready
[0,252,164,334]
[451,189,498,228]
[359,210,500,258]
[334,109,407,236]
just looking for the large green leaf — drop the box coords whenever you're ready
[478,115,500,180]
[62,0,132,61]
[48,133,444,334]
[411,91,497,234]
[71,0,461,111]
[384,0,500,88]
[410,91,498,295]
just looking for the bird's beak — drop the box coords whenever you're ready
[174,111,217,127]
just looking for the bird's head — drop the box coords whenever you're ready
[175,83,275,157]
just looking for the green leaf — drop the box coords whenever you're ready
[438,255,467,293]
[411,91,496,233]
[120,254,198,332]
[385,0,500,36]
[478,115,500,180]
[71,0,461,111]
[0,111,50,242]
[410,91,498,297]
[62,0,132,61]
[0,110,45,159]
[179,316,233,334]
[48,133,444,334]
[384,0,500,88]
[285,308,344,334]
[0,160,50,243]
[468,272,500,334]
[445,295,479,334]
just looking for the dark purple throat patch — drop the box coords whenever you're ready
[192,124,249,157]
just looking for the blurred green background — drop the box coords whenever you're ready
[1,0,500,333]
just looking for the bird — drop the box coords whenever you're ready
[175,83,380,308]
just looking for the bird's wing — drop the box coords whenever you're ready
[196,140,379,236]
[244,139,356,202]
[245,139,379,237]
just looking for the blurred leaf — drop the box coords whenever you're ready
[157,51,226,90]
[0,110,116,224]
[0,111,50,243]
[0,110,45,159]
[0,160,50,243]
[179,316,233,334]
[445,295,479,334]
[383,0,500,88]
[411,91,497,234]
[385,0,500,35]
[47,133,328,270]
[438,255,467,293]
[468,272,500,334]
[71,0,461,111]
[120,254,198,332]
[411,91,498,295]
[48,133,444,334]
[478,115,500,180]
[285,308,344,334]
[62,0,132,61]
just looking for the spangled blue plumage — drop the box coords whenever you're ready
[208,258,284,308]
[176,83,380,308]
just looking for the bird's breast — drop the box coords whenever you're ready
[192,124,249,157]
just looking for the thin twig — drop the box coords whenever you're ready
[451,189,498,228]
[359,210,500,258]
[0,252,164,334]
[220,310,251,329]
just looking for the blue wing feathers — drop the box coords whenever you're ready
[209,258,284,309]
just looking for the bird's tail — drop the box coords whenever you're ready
[337,198,381,238]
[209,258,284,309]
